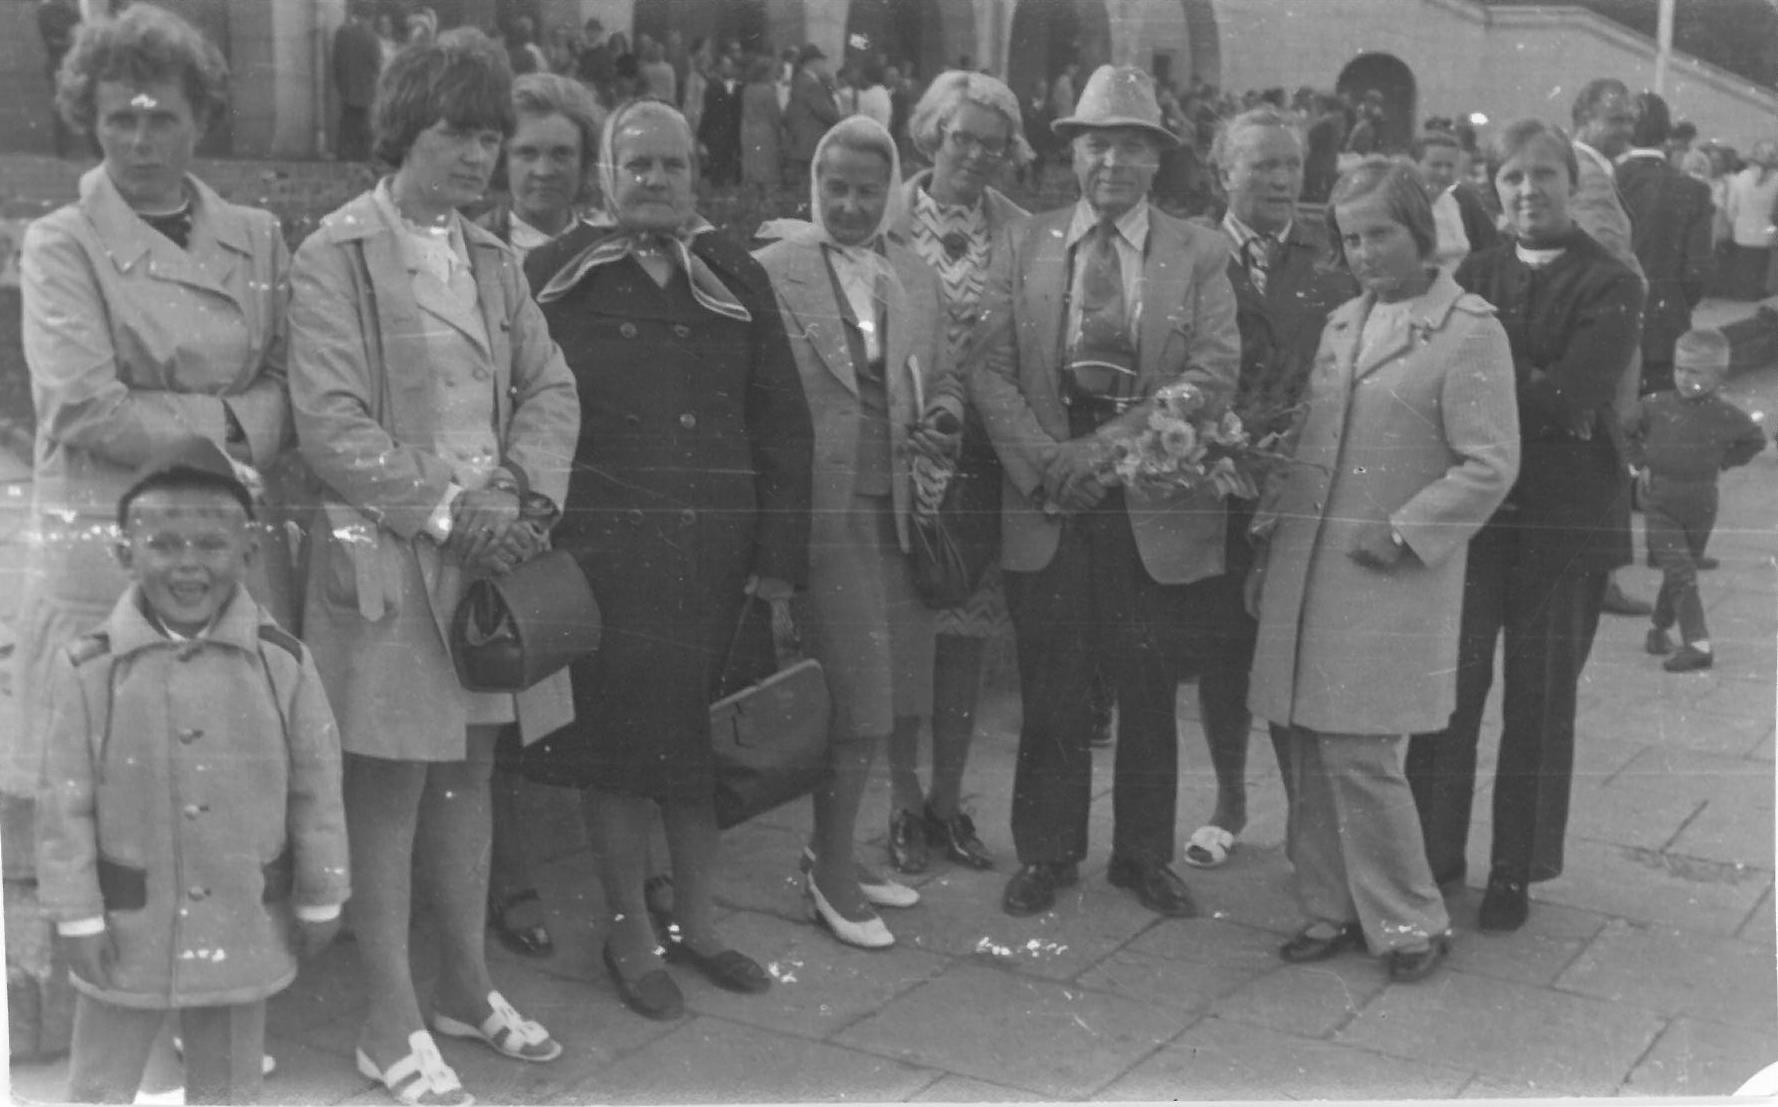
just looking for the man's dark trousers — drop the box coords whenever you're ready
[1003,488,1194,867]
[1406,519,1608,885]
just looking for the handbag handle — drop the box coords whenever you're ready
[720,594,801,678]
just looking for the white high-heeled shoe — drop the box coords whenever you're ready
[804,872,895,950]
[800,847,920,909]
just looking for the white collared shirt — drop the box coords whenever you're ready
[1064,199,1150,349]
[825,239,886,363]
[1221,210,1292,291]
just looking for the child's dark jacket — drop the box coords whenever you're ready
[35,585,349,1009]
[1628,391,1765,482]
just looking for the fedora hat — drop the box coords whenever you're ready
[1051,65,1179,147]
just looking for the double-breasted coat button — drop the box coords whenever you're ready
[624,413,642,426]
[187,886,209,901]
[619,322,638,338]
[178,728,203,744]
[672,323,691,338]
[183,804,206,820]
[679,509,697,526]
[472,366,491,381]
[679,412,697,429]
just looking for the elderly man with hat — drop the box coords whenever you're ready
[970,65,1240,918]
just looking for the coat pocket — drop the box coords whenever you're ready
[97,856,147,913]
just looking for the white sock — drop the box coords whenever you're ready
[1693,640,1712,653]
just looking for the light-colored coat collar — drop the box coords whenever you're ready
[1327,267,1468,382]
[768,236,916,399]
[103,580,263,660]
[79,166,253,299]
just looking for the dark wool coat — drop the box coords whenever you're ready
[521,227,812,798]
[1617,153,1716,367]
[1454,228,1645,577]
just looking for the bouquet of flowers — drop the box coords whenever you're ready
[1103,381,1292,501]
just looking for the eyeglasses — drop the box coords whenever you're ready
[944,128,1009,159]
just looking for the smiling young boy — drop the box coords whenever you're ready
[35,438,349,1104]
[1629,328,1767,671]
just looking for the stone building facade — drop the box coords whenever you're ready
[3,0,1773,159]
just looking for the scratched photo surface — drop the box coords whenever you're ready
[1,0,1775,1104]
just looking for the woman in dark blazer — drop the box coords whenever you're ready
[1406,119,1645,933]
[524,98,812,1020]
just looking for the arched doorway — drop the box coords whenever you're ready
[1336,53,1416,154]
[844,0,945,84]
[1006,0,1112,120]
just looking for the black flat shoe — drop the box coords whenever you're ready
[924,806,994,870]
[643,874,677,946]
[1002,862,1078,916]
[1478,872,1530,931]
[1387,935,1451,982]
[887,808,930,874]
[1106,854,1198,918]
[487,889,554,957]
[601,941,684,1020]
[1280,922,1367,963]
[663,943,771,994]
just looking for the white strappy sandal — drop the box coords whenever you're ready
[355,1030,473,1107]
[432,991,562,1062]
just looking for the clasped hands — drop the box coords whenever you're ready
[447,488,543,576]
[1041,436,1115,514]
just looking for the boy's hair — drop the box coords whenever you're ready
[116,438,255,528]
[1673,328,1731,372]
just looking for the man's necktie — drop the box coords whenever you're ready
[1242,233,1278,294]
[1070,220,1137,403]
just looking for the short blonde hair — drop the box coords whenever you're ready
[1326,158,1438,264]
[908,70,1032,167]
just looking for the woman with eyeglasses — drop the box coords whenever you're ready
[875,71,1034,878]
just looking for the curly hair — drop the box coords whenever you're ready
[373,28,515,168]
[55,4,230,134]
[907,69,1033,168]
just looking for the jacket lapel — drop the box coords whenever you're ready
[884,249,915,413]
[1139,216,1190,383]
[779,244,858,395]
[1024,212,1071,397]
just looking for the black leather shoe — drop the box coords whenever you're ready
[1432,863,1467,891]
[1106,855,1198,918]
[663,942,771,994]
[887,808,930,874]
[487,889,554,957]
[602,942,684,1020]
[1663,645,1714,672]
[924,806,994,870]
[1387,935,1452,982]
[1002,862,1078,916]
[1478,873,1530,931]
[1279,922,1367,963]
[1602,581,1653,617]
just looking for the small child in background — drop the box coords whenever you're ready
[35,438,349,1104]
[1627,328,1766,672]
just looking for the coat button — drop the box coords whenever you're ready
[679,412,697,429]
[178,728,203,744]
[624,413,642,427]
[619,322,638,338]
[679,509,697,526]
[472,367,491,381]
[672,323,691,338]
[183,804,207,820]
[187,886,209,901]
[627,509,645,525]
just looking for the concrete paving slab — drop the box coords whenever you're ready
[906,1074,1032,1101]
[1578,685,1772,761]
[1554,919,1778,1030]
[1671,784,1776,868]
[1620,1015,1778,1098]
[1438,890,1607,987]
[1537,836,1770,935]
[1181,847,1302,935]
[1074,947,1270,1016]
[1211,953,1390,1039]
[1740,887,1775,945]
[261,1036,399,1107]
[1564,773,1707,853]
[564,1016,938,1103]
[1335,968,1665,1095]
[831,963,1193,1098]
[1095,1015,1473,1101]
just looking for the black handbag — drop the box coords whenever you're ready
[451,548,602,692]
[710,595,831,830]
[907,410,1002,609]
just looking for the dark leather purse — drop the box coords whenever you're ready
[452,548,602,692]
[710,595,831,829]
[907,409,1002,609]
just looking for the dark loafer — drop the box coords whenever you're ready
[1106,855,1198,918]
[1002,862,1079,916]
[1478,873,1530,931]
[887,808,930,874]
[663,943,771,994]
[1280,922,1367,963]
[924,806,994,870]
[1387,934,1452,982]
[601,942,684,1020]
[487,889,553,958]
